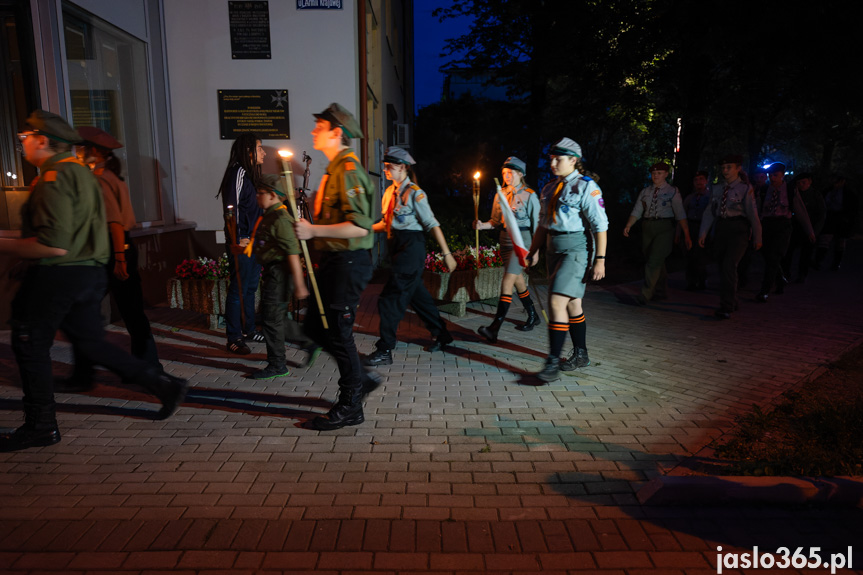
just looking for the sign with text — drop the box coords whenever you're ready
[296,0,343,9]
[217,90,290,139]
[229,1,271,59]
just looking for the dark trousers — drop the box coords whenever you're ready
[73,243,160,379]
[783,222,816,280]
[377,231,446,350]
[713,219,751,312]
[225,248,261,342]
[10,266,156,429]
[685,219,709,286]
[640,219,674,300]
[261,261,313,367]
[759,217,792,294]
[304,250,372,390]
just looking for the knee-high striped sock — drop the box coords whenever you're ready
[569,313,586,350]
[517,289,535,311]
[549,322,568,358]
[495,294,512,319]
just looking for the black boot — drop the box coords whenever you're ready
[0,424,61,452]
[537,356,560,383]
[313,386,364,430]
[560,347,589,371]
[137,368,189,420]
[515,306,541,332]
[363,348,393,366]
[428,329,453,353]
[478,317,504,343]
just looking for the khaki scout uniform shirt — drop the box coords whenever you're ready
[22,152,108,266]
[94,164,136,232]
[253,203,300,265]
[382,179,439,233]
[538,170,609,234]
[490,184,540,233]
[314,148,374,252]
[629,182,686,221]
[699,178,762,245]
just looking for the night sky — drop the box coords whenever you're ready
[413,1,472,112]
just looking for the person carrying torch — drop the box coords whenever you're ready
[362,146,457,367]
[473,156,541,343]
[293,103,381,431]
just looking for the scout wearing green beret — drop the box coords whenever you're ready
[623,161,691,304]
[294,103,381,431]
[698,154,762,319]
[474,155,541,344]
[0,110,187,452]
[363,146,458,367]
[247,173,312,380]
[526,138,608,383]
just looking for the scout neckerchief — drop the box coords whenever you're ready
[547,179,565,224]
[243,204,287,257]
[501,183,523,229]
[385,179,411,238]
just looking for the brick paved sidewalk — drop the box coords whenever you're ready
[1,244,862,574]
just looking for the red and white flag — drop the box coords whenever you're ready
[496,185,530,267]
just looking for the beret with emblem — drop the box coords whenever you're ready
[76,126,123,149]
[549,137,582,158]
[502,156,526,174]
[649,161,670,172]
[26,109,81,144]
[383,146,415,165]
[259,173,287,198]
[313,103,365,140]
[719,154,744,166]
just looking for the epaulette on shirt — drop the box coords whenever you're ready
[42,171,58,183]
[581,176,593,182]
[345,161,356,171]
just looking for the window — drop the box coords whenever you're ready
[63,5,160,224]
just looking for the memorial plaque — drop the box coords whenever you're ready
[296,0,343,8]
[229,1,271,59]
[218,89,290,140]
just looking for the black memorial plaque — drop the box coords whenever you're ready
[218,89,290,139]
[229,1,271,59]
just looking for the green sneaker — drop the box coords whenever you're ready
[250,364,291,380]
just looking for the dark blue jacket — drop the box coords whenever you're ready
[220,165,262,240]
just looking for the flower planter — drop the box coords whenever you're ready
[423,267,525,317]
[168,278,265,330]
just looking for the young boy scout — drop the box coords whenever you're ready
[623,162,691,304]
[294,103,381,430]
[249,174,310,379]
[0,110,187,452]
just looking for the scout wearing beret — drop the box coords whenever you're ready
[473,155,541,343]
[737,163,769,290]
[246,173,311,379]
[681,170,712,290]
[56,126,164,392]
[623,161,691,304]
[755,162,815,302]
[294,103,381,431]
[363,146,458,367]
[698,154,762,319]
[0,110,187,451]
[526,138,608,383]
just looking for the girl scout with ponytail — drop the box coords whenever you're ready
[363,146,457,367]
[526,138,608,383]
[473,156,541,342]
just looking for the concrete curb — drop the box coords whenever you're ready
[637,475,863,507]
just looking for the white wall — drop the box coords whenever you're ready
[164,1,360,231]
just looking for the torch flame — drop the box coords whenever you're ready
[473,171,480,180]
[278,149,293,159]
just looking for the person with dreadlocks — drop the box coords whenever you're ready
[54,126,163,392]
[218,133,266,354]
[526,138,608,383]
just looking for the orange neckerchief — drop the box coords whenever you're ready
[547,180,564,224]
[243,204,287,257]
[313,151,362,219]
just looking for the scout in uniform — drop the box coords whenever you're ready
[698,154,762,319]
[0,110,187,452]
[782,172,825,283]
[623,162,691,304]
[363,146,457,367]
[473,156,542,343]
[755,162,815,302]
[249,174,310,379]
[738,166,768,289]
[58,126,163,391]
[681,170,712,290]
[526,138,608,383]
[294,103,381,431]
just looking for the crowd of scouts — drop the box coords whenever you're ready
[1,104,856,450]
